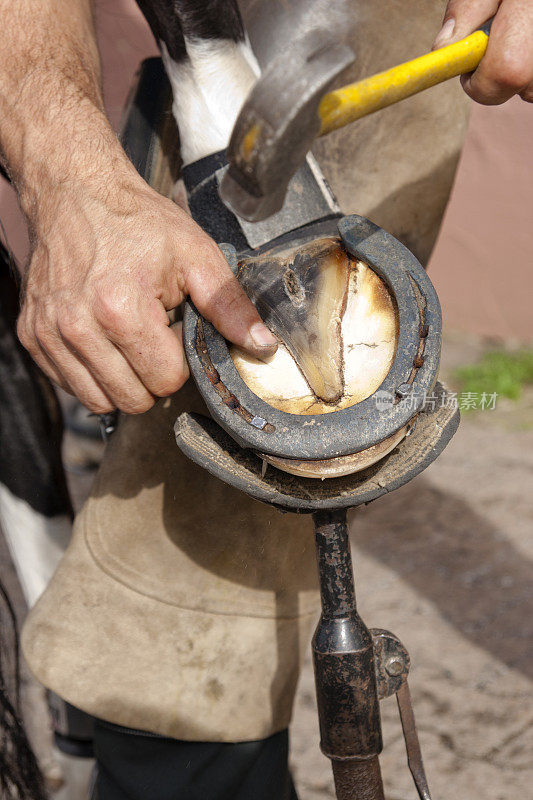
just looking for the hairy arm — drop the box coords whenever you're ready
[0,0,276,414]
[434,0,533,104]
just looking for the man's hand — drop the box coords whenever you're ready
[0,0,276,415]
[433,0,533,104]
[17,175,277,415]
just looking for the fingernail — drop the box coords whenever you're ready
[433,18,455,49]
[249,321,278,356]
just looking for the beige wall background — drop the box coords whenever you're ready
[1,0,531,343]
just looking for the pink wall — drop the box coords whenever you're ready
[95,0,158,128]
[430,98,533,343]
[1,0,531,343]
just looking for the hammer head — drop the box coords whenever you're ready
[219,30,355,222]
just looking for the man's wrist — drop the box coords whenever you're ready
[9,94,140,232]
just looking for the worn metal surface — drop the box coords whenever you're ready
[219,29,354,221]
[371,629,410,700]
[217,155,340,250]
[396,682,433,800]
[370,632,434,798]
[313,510,357,619]
[184,151,340,252]
[310,510,434,800]
[312,510,383,762]
[332,757,385,800]
[183,215,442,462]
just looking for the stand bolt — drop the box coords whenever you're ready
[385,657,404,677]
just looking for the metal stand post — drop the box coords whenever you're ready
[312,509,385,800]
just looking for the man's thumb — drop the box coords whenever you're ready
[187,250,278,361]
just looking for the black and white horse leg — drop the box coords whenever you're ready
[135,0,259,164]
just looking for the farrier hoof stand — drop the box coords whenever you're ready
[175,215,459,800]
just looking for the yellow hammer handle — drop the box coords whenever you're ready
[318,27,490,136]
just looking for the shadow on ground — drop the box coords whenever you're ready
[351,475,532,679]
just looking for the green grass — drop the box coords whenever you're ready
[453,349,533,403]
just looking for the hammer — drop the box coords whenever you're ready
[220,20,492,222]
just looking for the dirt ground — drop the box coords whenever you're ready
[291,336,533,800]
[2,334,532,800]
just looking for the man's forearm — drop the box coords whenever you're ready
[2,0,276,415]
[0,0,133,231]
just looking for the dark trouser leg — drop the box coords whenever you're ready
[92,720,298,800]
